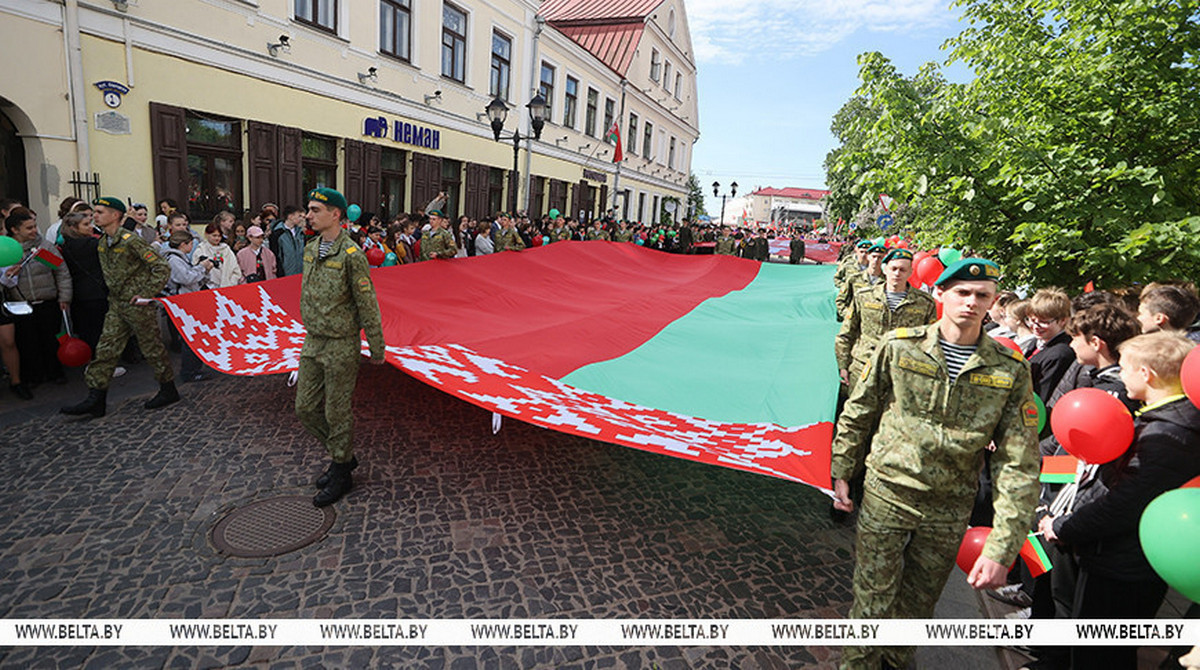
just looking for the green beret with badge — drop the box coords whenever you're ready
[883,248,914,264]
[855,240,873,250]
[92,196,126,214]
[307,187,348,214]
[427,208,446,218]
[867,242,888,254]
[934,258,1001,286]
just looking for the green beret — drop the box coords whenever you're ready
[883,248,914,264]
[92,196,126,214]
[855,240,872,249]
[307,187,347,213]
[935,258,1001,287]
[427,208,446,218]
[867,242,888,254]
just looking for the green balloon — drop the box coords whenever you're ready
[1139,488,1200,603]
[0,235,21,266]
[1034,394,1047,433]
[938,247,963,265]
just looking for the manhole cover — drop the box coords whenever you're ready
[210,496,335,558]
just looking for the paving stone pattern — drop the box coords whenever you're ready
[0,363,997,668]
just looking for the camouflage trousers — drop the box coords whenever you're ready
[840,477,969,670]
[85,302,174,389]
[295,334,361,463]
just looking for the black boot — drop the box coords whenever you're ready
[144,381,180,409]
[61,388,107,418]
[313,461,354,507]
[315,455,358,488]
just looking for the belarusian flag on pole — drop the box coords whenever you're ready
[1040,455,1078,484]
[605,121,622,163]
[1020,532,1053,577]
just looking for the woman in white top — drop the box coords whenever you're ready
[193,222,243,288]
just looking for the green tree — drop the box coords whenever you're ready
[825,0,1200,288]
[686,173,707,219]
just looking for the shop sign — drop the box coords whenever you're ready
[363,116,441,150]
[582,168,606,183]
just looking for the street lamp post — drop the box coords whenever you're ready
[486,94,547,214]
[712,180,738,226]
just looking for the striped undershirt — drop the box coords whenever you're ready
[318,239,334,259]
[885,291,907,311]
[939,339,977,383]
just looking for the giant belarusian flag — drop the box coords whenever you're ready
[160,242,840,492]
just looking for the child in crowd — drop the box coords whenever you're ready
[1025,288,1075,402]
[1041,332,1200,670]
[1006,299,1038,353]
[1138,283,1200,342]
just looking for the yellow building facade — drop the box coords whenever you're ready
[0,0,698,228]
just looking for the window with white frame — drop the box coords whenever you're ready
[380,0,411,61]
[627,113,638,155]
[564,76,578,128]
[674,73,682,100]
[663,61,672,91]
[669,137,676,170]
[442,4,467,83]
[642,121,653,159]
[585,88,599,137]
[295,0,337,34]
[650,49,661,82]
[540,62,556,120]
[489,30,512,100]
[603,98,616,134]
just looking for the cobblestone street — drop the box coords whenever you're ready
[0,360,999,668]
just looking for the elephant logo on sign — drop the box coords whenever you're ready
[363,116,388,139]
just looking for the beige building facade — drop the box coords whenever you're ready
[0,0,698,228]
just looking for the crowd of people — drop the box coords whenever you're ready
[829,239,1200,669]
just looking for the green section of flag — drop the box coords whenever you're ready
[1039,473,1076,484]
[561,263,840,426]
[1027,532,1053,571]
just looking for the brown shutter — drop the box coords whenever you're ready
[411,153,442,210]
[149,102,187,208]
[278,126,303,207]
[599,184,608,216]
[363,142,381,214]
[247,120,279,210]
[344,138,364,208]
[528,176,544,219]
[464,162,487,218]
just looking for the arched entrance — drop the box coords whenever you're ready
[0,109,28,204]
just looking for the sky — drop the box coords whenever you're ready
[685,0,970,218]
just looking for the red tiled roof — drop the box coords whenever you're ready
[540,0,662,23]
[751,187,830,200]
[554,23,645,77]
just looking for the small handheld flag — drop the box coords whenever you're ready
[33,248,63,268]
[1040,455,1078,484]
[1019,532,1053,577]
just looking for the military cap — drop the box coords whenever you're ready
[867,242,888,254]
[92,196,126,214]
[935,258,1001,286]
[307,187,347,213]
[427,208,446,218]
[855,240,873,249]
[883,248,913,264]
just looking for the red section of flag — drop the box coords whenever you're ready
[606,121,623,163]
[33,248,63,268]
[1019,534,1053,577]
[1041,455,1078,477]
[1084,281,1095,293]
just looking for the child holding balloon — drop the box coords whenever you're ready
[1039,331,1200,670]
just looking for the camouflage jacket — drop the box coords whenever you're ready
[494,227,526,252]
[550,227,572,243]
[835,268,880,318]
[831,324,1041,564]
[421,228,458,261]
[835,284,938,371]
[714,236,736,255]
[300,231,385,360]
[98,229,169,304]
[586,229,611,241]
[832,256,863,292]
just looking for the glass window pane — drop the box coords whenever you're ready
[302,136,335,160]
[186,116,237,147]
[316,0,334,28]
[381,4,394,52]
[381,148,404,171]
[213,156,238,213]
[295,0,311,20]
[443,5,464,34]
[492,33,510,60]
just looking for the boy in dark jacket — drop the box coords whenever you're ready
[1026,288,1076,403]
[1040,331,1200,670]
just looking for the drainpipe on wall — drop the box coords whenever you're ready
[609,79,627,214]
[64,0,91,179]
[521,14,545,214]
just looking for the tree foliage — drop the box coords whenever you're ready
[686,173,707,218]
[824,0,1200,288]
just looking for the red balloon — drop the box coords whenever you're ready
[936,300,944,319]
[916,256,945,287]
[365,248,386,266]
[957,526,991,573]
[908,271,922,289]
[57,336,92,368]
[1050,387,1135,464]
[1182,346,1200,410]
[992,336,1022,354]
[897,239,910,249]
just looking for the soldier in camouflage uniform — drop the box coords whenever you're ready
[61,197,178,418]
[297,188,386,507]
[831,258,1040,670]
[586,220,611,241]
[836,242,885,319]
[833,240,871,296]
[613,222,634,243]
[494,215,526,252]
[714,227,736,255]
[420,209,458,261]
[836,248,938,395]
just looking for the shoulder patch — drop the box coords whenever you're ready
[1003,347,1026,362]
[142,251,157,262]
[345,246,357,254]
[1022,401,1040,427]
[357,277,371,292]
[121,233,132,240]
